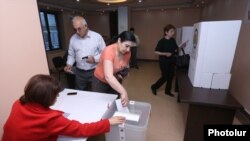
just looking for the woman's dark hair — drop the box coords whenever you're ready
[108,31,136,45]
[19,74,62,107]
[163,24,176,36]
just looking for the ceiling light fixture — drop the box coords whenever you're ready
[97,0,127,4]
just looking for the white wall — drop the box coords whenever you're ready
[131,8,201,60]
[0,0,49,136]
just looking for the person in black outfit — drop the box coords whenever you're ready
[129,27,140,69]
[151,24,186,97]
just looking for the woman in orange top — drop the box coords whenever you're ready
[2,74,125,141]
[92,31,136,106]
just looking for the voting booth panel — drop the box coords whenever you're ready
[103,101,151,141]
[176,26,194,56]
[188,20,241,89]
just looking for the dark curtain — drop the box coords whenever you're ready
[109,11,118,39]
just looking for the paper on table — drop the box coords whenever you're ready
[115,99,129,113]
[113,111,140,122]
[63,112,70,118]
[179,40,189,47]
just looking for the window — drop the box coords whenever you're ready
[39,11,61,51]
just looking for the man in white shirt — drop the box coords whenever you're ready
[129,27,140,69]
[64,16,106,91]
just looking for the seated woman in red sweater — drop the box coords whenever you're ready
[2,74,125,141]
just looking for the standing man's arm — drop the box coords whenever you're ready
[91,35,106,63]
[64,38,75,73]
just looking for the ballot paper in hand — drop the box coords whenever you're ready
[179,40,189,47]
[115,99,129,113]
[113,111,140,122]
[115,99,141,122]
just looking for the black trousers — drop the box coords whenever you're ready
[73,67,94,91]
[152,58,175,93]
[92,76,120,98]
[130,47,138,67]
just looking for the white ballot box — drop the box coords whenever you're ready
[102,101,151,141]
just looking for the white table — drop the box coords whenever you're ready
[51,88,117,141]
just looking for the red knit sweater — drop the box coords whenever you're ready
[2,100,110,141]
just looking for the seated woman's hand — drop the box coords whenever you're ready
[109,116,126,125]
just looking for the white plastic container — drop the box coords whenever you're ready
[103,101,151,141]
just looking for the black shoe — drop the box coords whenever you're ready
[165,92,174,97]
[151,85,157,95]
[135,66,139,69]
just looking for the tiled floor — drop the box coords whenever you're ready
[54,61,188,141]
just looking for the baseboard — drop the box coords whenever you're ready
[235,109,250,124]
[137,59,158,62]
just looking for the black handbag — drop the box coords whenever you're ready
[176,48,190,69]
[114,67,129,83]
[116,67,129,78]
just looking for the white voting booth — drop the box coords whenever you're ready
[176,26,194,55]
[188,20,242,89]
